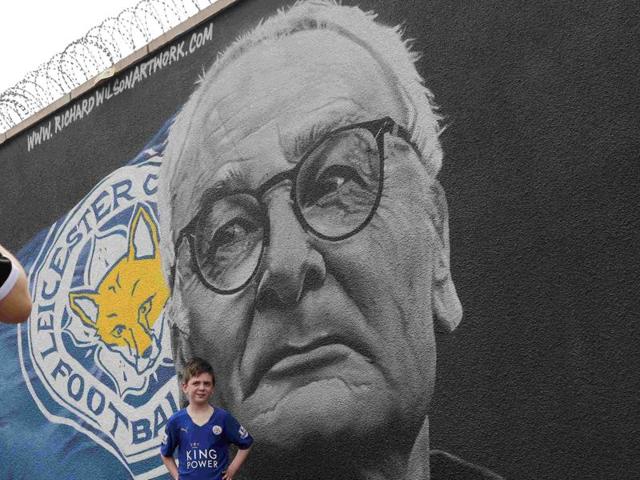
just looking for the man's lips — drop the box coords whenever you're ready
[242,335,374,400]
[267,343,352,376]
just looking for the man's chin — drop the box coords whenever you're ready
[241,375,395,451]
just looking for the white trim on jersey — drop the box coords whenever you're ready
[0,259,19,301]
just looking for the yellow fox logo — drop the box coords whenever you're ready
[69,206,169,372]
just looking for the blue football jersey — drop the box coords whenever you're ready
[160,407,253,480]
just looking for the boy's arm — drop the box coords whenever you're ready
[160,454,179,480]
[0,244,32,324]
[222,446,251,480]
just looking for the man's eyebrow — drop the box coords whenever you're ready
[289,112,368,159]
[198,165,254,206]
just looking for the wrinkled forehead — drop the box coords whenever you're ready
[166,29,408,235]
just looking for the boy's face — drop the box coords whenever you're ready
[182,372,215,406]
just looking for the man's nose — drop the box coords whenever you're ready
[256,190,326,310]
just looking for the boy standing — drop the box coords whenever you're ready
[160,358,253,480]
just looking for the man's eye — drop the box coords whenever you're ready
[211,218,257,248]
[306,165,367,206]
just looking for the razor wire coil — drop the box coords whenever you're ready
[0,0,216,135]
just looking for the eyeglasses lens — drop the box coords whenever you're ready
[296,127,382,238]
[194,193,265,292]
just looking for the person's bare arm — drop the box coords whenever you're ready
[223,446,251,480]
[160,454,179,480]
[0,244,32,324]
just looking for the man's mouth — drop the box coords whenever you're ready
[243,335,374,400]
[268,343,352,376]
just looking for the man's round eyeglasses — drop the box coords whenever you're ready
[172,117,417,294]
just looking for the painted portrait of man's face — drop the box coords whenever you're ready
[160,2,462,477]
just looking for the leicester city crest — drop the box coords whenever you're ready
[19,153,179,478]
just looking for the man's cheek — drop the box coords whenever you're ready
[188,287,253,370]
[322,232,393,289]
[370,198,432,256]
[321,228,416,321]
[360,205,435,316]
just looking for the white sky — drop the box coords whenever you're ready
[0,0,147,94]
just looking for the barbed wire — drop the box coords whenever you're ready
[0,0,217,134]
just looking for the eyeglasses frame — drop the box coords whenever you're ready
[171,116,416,294]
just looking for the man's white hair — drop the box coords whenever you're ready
[159,0,444,287]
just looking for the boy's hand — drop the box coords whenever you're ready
[222,465,238,480]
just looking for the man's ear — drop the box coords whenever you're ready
[430,181,463,332]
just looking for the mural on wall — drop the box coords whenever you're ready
[157,2,486,479]
[7,2,493,478]
[2,0,639,479]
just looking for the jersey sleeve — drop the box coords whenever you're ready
[0,254,19,302]
[160,416,178,457]
[223,412,253,449]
